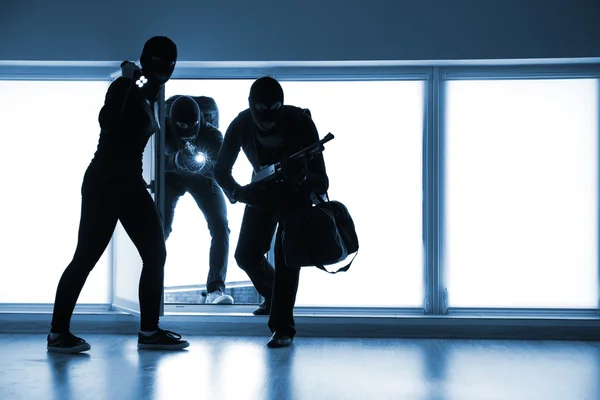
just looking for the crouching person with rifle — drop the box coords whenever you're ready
[214,76,329,348]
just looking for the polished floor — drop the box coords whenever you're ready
[0,333,599,400]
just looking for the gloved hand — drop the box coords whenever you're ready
[120,61,144,85]
[279,155,308,186]
[234,182,268,207]
[184,141,197,155]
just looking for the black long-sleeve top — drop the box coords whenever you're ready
[88,77,159,181]
[214,105,329,203]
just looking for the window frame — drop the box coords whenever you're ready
[0,64,118,310]
[163,66,430,314]
[438,64,600,317]
[0,61,598,320]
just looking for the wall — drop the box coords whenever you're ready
[1,0,599,63]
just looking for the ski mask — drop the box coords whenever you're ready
[169,96,202,142]
[139,36,177,100]
[248,77,284,132]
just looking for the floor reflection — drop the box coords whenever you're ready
[0,334,599,400]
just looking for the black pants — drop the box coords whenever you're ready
[163,175,230,293]
[234,205,301,337]
[51,170,166,333]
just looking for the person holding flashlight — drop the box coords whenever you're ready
[164,95,233,305]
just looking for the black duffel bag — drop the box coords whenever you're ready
[281,193,359,273]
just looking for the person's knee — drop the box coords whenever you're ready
[158,245,167,266]
[66,257,97,277]
[209,218,230,239]
[70,249,105,275]
[147,243,167,267]
[234,244,262,271]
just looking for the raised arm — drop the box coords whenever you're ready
[98,76,134,132]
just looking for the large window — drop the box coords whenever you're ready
[163,78,425,308]
[0,80,111,303]
[3,66,596,316]
[444,78,598,308]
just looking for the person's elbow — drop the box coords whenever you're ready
[213,163,227,187]
[306,173,329,194]
[98,106,119,131]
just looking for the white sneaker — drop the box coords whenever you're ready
[206,290,234,304]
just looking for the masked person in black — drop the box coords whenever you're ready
[163,95,233,305]
[215,76,328,348]
[47,36,190,353]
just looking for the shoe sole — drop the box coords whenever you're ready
[47,343,91,354]
[137,342,190,350]
[209,296,234,305]
[267,340,293,348]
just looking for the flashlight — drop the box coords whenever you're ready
[136,76,148,88]
[195,152,206,164]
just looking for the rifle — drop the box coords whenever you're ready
[251,132,334,184]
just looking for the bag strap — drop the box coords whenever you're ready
[315,250,358,274]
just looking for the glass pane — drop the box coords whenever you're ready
[163,80,257,303]
[280,80,424,307]
[163,79,424,308]
[445,78,598,308]
[0,80,111,303]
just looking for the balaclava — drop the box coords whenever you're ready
[248,76,284,132]
[169,95,202,142]
[139,36,177,100]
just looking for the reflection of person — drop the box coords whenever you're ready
[215,76,329,348]
[163,95,233,304]
[47,36,189,353]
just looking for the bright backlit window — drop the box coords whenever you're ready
[444,78,598,308]
[164,79,255,288]
[164,79,425,307]
[0,80,111,303]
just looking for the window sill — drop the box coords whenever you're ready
[1,304,599,340]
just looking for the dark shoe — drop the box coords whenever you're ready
[47,332,91,354]
[252,298,271,316]
[137,328,190,350]
[267,331,293,348]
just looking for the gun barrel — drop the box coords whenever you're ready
[288,132,334,160]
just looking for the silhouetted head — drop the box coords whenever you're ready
[139,36,177,100]
[194,96,219,128]
[169,95,202,141]
[248,76,284,132]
